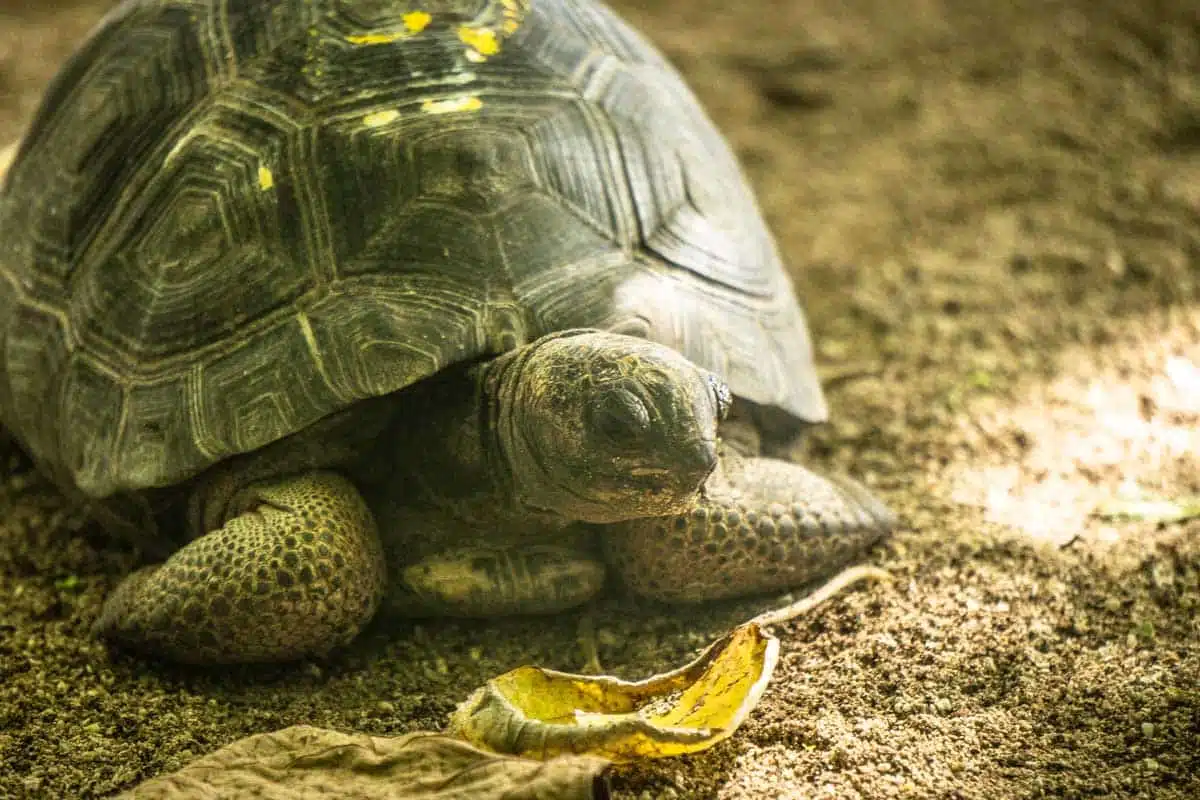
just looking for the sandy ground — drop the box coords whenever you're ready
[1,0,1198,797]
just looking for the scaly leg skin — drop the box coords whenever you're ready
[602,449,895,605]
[93,471,386,664]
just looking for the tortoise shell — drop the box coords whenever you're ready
[0,0,825,503]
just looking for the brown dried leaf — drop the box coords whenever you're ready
[117,725,610,800]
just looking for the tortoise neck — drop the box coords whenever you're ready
[475,351,519,504]
[392,368,498,506]
[374,343,562,521]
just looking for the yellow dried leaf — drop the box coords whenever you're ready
[449,622,779,762]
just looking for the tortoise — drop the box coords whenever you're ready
[0,0,894,665]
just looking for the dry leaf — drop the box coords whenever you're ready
[117,725,610,799]
[449,622,778,762]
[117,567,887,795]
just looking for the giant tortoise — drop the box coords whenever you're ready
[0,0,893,664]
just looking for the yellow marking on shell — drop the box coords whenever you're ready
[403,11,432,32]
[363,109,401,127]
[453,2,528,61]
[346,31,406,45]
[421,95,484,115]
[346,11,431,46]
[257,165,274,190]
[458,26,499,59]
[501,0,530,33]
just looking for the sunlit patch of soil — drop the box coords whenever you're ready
[946,310,1200,544]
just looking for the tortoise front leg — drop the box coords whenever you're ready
[93,471,385,664]
[602,434,894,604]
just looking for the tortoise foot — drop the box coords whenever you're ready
[93,471,385,664]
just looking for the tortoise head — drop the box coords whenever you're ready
[493,329,730,523]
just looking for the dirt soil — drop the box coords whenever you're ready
[1,0,1198,797]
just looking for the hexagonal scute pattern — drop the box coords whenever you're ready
[0,0,823,506]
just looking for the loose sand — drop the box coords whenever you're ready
[0,1,1196,797]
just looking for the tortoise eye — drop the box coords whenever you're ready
[594,388,651,442]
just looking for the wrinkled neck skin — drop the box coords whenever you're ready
[375,348,556,526]
[477,343,568,516]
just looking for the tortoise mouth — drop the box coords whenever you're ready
[607,435,718,505]
[529,437,716,524]
[613,434,717,482]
